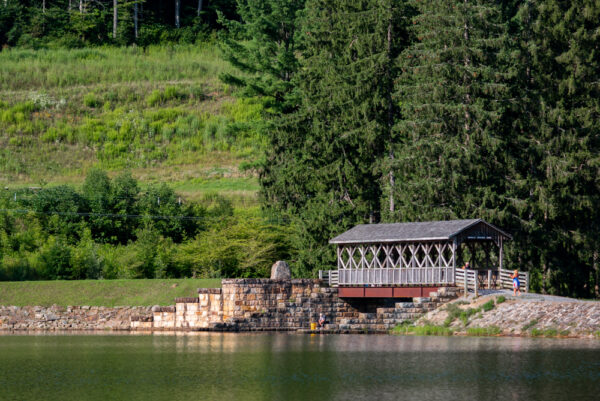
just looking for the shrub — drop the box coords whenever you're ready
[146,86,186,106]
[522,319,538,331]
[529,328,560,337]
[84,93,101,108]
[0,256,38,281]
[444,303,480,327]
[70,229,104,279]
[38,237,73,280]
[459,308,480,325]
[530,328,543,337]
[146,90,164,107]
[496,295,506,304]
[482,300,495,312]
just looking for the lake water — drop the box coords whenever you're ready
[1,333,599,401]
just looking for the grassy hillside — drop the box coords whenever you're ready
[0,44,263,206]
[0,45,293,284]
[0,279,221,307]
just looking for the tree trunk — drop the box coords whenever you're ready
[197,0,204,17]
[594,250,599,298]
[386,16,394,214]
[69,0,72,11]
[175,0,180,28]
[43,0,46,13]
[113,0,117,40]
[463,0,471,138]
[134,2,139,38]
[79,0,83,14]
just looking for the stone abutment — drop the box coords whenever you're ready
[133,279,457,332]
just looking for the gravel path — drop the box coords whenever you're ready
[475,289,595,303]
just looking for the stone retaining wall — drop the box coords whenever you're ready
[0,280,458,333]
[132,279,458,332]
[0,305,152,331]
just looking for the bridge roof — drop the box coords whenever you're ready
[329,219,511,244]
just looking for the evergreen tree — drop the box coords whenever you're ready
[391,0,511,224]
[509,0,600,297]
[218,0,305,112]
[261,0,408,275]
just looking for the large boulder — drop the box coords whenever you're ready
[270,261,291,280]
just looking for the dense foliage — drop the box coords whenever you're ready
[259,0,409,276]
[0,170,290,281]
[0,0,238,48]
[219,0,600,297]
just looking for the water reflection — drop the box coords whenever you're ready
[0,333,599,401]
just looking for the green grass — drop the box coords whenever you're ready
[529,328,566,338]
[466,326,502,336]
[172,177,261,205]
[0,45,230,92]
[392,323,454,336]
[522,319,538,331]
[0,279,221,307]
[482,299,495,312]
[496,295,506,304]
[443,303,481,327]
[0,45,264,205]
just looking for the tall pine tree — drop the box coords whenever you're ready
[261,0,408,275]
[218,0,305,113]
[392,0,511,226]
[509,0,600,296]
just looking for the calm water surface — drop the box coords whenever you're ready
[1,333,599,401]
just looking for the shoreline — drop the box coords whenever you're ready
[409,292,600,339]
[1,327,599,339]
[2,286,599,338]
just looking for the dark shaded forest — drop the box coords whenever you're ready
[0,0,237,47]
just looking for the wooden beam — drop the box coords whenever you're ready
[499,237,504,271]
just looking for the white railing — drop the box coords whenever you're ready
[318,270,339,287]
[320,267,529,293]
[456,268,529,294]
[455,268,477,287]
[337,267,454,286]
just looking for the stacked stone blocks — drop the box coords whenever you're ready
[1,305,152,331]
[131,279,459,332]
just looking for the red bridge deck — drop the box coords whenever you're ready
[338,286,440,298]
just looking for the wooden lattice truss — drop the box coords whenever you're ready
[337,241,456,270]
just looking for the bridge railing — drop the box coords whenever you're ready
[456,268,529,293]
[498,268,529,292]
[318,267,529,293]
[455,268,477,288]
[320,267,454,286]
[318,270,339,287]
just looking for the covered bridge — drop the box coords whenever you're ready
[320,219,526,297]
